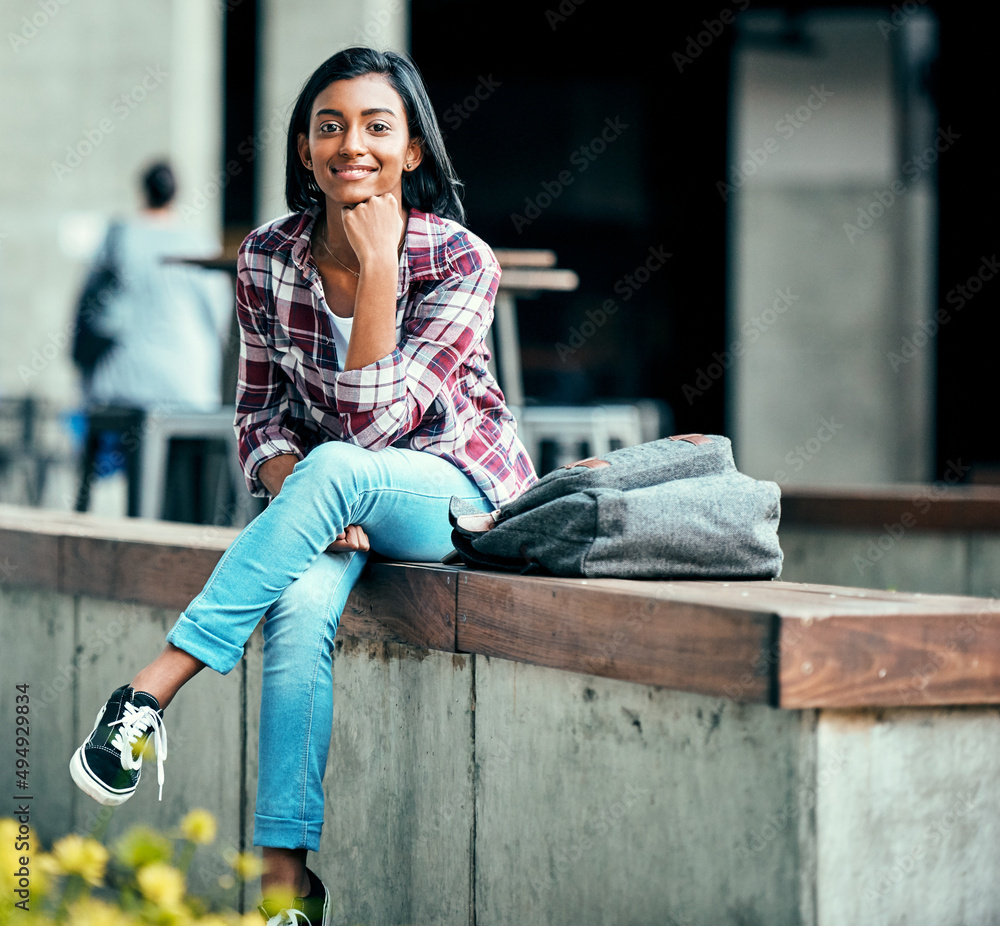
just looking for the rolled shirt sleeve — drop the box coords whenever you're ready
[234,245,309,496]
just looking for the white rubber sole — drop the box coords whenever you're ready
[69,745,136,806]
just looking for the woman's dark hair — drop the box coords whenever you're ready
[141,161,177,209]
[285,47,465,223]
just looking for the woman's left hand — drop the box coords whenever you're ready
[327,524,370,552]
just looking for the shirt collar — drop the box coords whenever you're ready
[284,204,452,300]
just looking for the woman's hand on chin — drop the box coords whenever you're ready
[342,192,404,266]
[327,524,371,552]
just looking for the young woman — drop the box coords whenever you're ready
[70,46,535,925]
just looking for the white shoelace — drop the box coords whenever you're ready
[263,908,311,926]
[109,702,168,800]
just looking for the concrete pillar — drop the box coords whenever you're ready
[728,11,939,484]
[256,0,410,224]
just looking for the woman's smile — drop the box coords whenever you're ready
[331,164,378,181]
[298,73,422,208]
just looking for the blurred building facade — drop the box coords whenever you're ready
[1,1,995,501]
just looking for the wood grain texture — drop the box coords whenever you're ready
[4,505,1000,707]
[455,571,778,701]
[492,248,557,268]
[0,526,59,589]
[779,606,1000,707]
[341,561,457,652]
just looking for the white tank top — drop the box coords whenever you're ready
[329,312,354,372]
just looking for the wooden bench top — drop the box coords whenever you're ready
[2,504,998,710]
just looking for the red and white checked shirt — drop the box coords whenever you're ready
[234,205,537,506]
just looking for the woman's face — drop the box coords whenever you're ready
[298,73,423,210]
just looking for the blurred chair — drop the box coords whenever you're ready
[492,250,662,474]
[75,405,259,526]
[0,397,57,506]
[74,405,144,516]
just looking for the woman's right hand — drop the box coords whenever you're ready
[341,192,404,267]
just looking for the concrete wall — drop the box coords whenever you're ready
[0,0,225,402]
[729,10,939,485]
[816,708,1000,926]
[4,581,1000,924]
[779,526,1000,599]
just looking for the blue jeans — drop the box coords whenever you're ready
[165,441,491,850]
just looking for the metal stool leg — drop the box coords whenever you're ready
[75,427,99,512]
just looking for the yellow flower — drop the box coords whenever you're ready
[114,825,173,869]
[136,861,186,908]
[179,809,217,845]
[49,833,108,887]
[66,897,133,926]
[224,850,264,881]
[221,913,264,926]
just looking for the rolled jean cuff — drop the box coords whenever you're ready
[165,614,244,675]
[253,813,323,852]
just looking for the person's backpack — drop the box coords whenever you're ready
[448,433,783,579]
[72,222,122,376]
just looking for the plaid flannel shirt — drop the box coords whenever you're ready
[234,205,537,506]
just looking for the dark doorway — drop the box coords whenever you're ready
[412,0,733,436]
[933,5,1000,482]
[412,0,999,481]
[222,0,260,250]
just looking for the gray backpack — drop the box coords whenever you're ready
[448,434,783,579]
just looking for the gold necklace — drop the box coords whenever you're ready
[315,228,360,279]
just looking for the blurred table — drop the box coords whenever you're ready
[167,250,582,409]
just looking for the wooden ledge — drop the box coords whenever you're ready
[2,504,999,709]
[779,484,1000,532]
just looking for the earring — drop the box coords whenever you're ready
[406,163,412,169]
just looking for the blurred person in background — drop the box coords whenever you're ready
[70,160,234,521]
[74,160,232,412]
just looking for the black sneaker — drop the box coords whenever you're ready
[259,867,330,926]
[69,684,167,806]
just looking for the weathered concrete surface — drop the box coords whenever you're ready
[816,709,1000,926]
[245,635,475,926]
[779,527,970,594]
[72,597,244,898]
[473,656,817,926]
[5,585,1000,925]
[0,589,244,897]
[968,535,1000,600]
[0,587,76,846]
